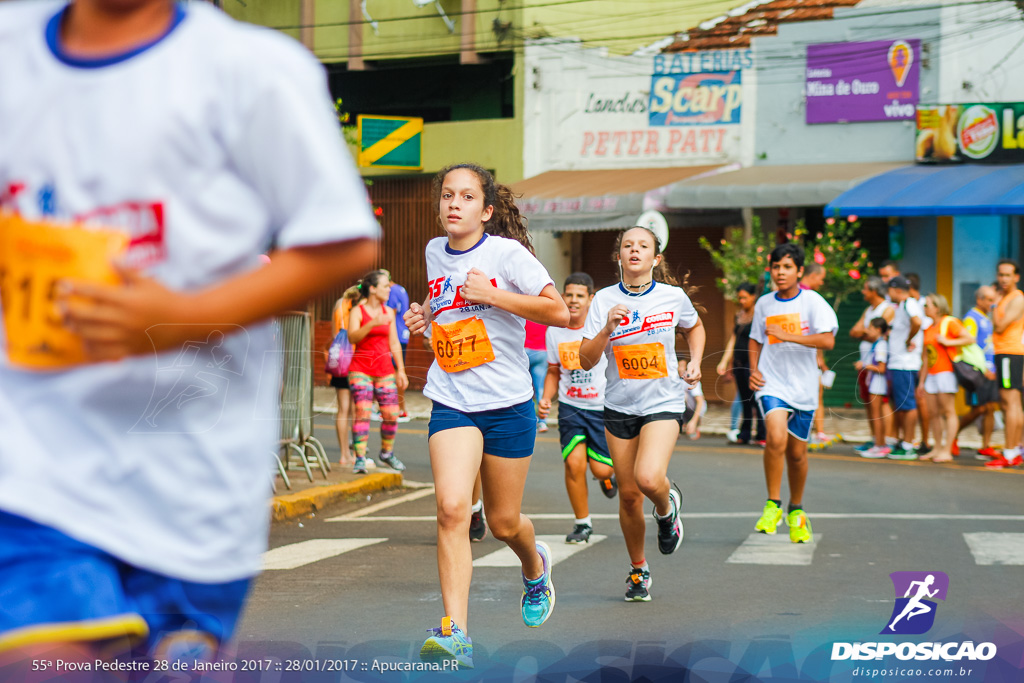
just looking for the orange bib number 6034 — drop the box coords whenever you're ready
[0,213,127,369]
[613,343,668,380]
[431,317,495,373]
[558,341,582,370]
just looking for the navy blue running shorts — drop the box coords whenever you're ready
[428,400,536,458]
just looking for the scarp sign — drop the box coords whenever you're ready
[649,71,742,126]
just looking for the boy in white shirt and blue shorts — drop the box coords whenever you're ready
[749,243,838,543]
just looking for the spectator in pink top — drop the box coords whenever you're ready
[525,320,549,432]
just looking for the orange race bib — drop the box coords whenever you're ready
[0,213,127,369]
[431,317,495,373]
[558,341,582,370]
[766,312,802,344]
[613,343,668,380]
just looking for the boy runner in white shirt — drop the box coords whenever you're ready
[749,243,838,544]
[538,272,616,545]
[0,0,378,667]
[580,226,706,602]
[405,164,569,668]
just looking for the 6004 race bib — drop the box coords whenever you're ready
[613,343,668,380]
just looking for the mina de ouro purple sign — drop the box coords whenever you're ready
[805,39,921,124]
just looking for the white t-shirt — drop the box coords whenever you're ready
[868,339,889,395]
[858,300,893,361]
[422,234,554,412]
[751,289,838,411]
[918,296,933,331]
[583,282,700,416]
[545,325,607,411]
[0,1,379,582]
[683,381,708,416]
[888,298,925,371]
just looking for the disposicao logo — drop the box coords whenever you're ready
[883,571,948,635]
[831,571,998,663]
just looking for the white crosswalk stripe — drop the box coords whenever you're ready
[963,532,1024,565]
[473,534,608,567]
[726,533,823,566]
[263,538,388,570]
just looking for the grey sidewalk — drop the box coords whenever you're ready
[312,387,1003,451]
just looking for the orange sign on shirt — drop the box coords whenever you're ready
[613,343,668,380]
[0,213,127,369]
[431,317,495,373]
[766,312,802,344]
[558,341,582,370]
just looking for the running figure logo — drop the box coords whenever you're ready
[131,327,247,434]
[881,571,949,635]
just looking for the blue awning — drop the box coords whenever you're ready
[825,164,1024,216]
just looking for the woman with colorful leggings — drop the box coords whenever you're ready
[348,270,409,473]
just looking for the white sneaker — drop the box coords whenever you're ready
[725,429,740,444]
[861,446,890,459]
[364,457,377,469]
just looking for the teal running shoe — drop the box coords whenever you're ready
[521,541,555,627]
[420,616,473,669]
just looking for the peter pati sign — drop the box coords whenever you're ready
[573,49,749,165]
[805,40,921,124]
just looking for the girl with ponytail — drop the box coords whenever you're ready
[405,163,569,667]
[578,225,706,602]
[347,270,408,473]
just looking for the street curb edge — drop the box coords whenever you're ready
[271,472,403,522]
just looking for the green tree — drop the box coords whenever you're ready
[792,218,873,312]
[700,216,874,310]
[335,98,359,147]
[698,216,775,302]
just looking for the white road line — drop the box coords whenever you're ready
[325,487,436,521]
[262,538,387,570]
[328,512,1024,523]
[726,533,822,566]
[473,534,607,568]
[963,532,1024,565]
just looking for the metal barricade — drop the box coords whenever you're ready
[274,311,330,491]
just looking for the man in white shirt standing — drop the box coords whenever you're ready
[749,243,838,544]
[885,277,924,459]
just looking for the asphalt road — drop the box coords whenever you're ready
[234,416,1024,682]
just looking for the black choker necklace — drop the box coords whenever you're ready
[623,280,653,296]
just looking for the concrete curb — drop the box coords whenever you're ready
[271,472,403,522]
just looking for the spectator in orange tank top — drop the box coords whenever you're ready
[988,259,1024,468]
[918,294,974,463]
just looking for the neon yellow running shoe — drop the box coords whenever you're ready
[754,500,783,534]
[788,509,813,544]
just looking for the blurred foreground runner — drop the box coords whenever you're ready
[0,0,377,671]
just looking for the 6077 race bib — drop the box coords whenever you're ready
[431,317,495,373]
[613,343,668,380]
[766,312,802,344]
[0,213,127,369]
